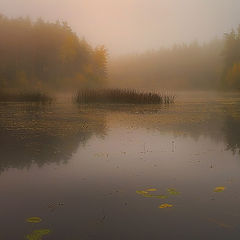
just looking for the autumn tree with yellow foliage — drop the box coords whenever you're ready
[0,15,108,91]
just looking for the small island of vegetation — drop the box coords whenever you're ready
[74,88,175,104]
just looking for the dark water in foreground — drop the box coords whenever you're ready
[1,92,240,240]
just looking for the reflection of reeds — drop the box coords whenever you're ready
[73,89,175,104]
[0,91,53,103]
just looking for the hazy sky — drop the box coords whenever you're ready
[1,0,240,55]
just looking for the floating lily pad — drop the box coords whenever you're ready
[158,203,173,209]
[142,193,168,199]
[167,188,180,195]
[145,188,157,192]
[26,217,42,223]
[136,189,168,199]
[136,190,148,195]
[26,229,50,240]
[214,187,225,192]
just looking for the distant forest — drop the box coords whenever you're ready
[109,26,240,91]
[0,14,240,91]
[0,15,107,91]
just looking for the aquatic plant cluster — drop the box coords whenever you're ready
[0,90,53,103]
[74,88,175,104]
[136,186,225,209]
[25,216,50,240]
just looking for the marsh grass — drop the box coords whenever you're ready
[73,89,175,105]
[0,90,53,103]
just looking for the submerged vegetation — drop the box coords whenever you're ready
[73,88,175,104]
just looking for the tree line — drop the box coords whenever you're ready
[0,13,240,92]
[0,15,107,91]
[109,26,240,91]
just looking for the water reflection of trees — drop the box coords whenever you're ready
[105,103,240,156]
[0,103,107,173]
[223,116,240,154]
[1,101,240,174]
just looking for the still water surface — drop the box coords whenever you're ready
[0,92,240,240]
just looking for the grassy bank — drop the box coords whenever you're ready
[73,89,175,104]
[0,91,53,103]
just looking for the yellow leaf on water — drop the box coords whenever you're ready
[26,217,42,223]
[142,193,168,199]
[158,203,173,209]
[136,190,148,195]
[145,188,157,192]
[214,187,225,192]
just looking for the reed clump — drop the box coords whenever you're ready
[73,89,175,104]
[0,90,53,103]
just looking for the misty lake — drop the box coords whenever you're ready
[1,91,240,240]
